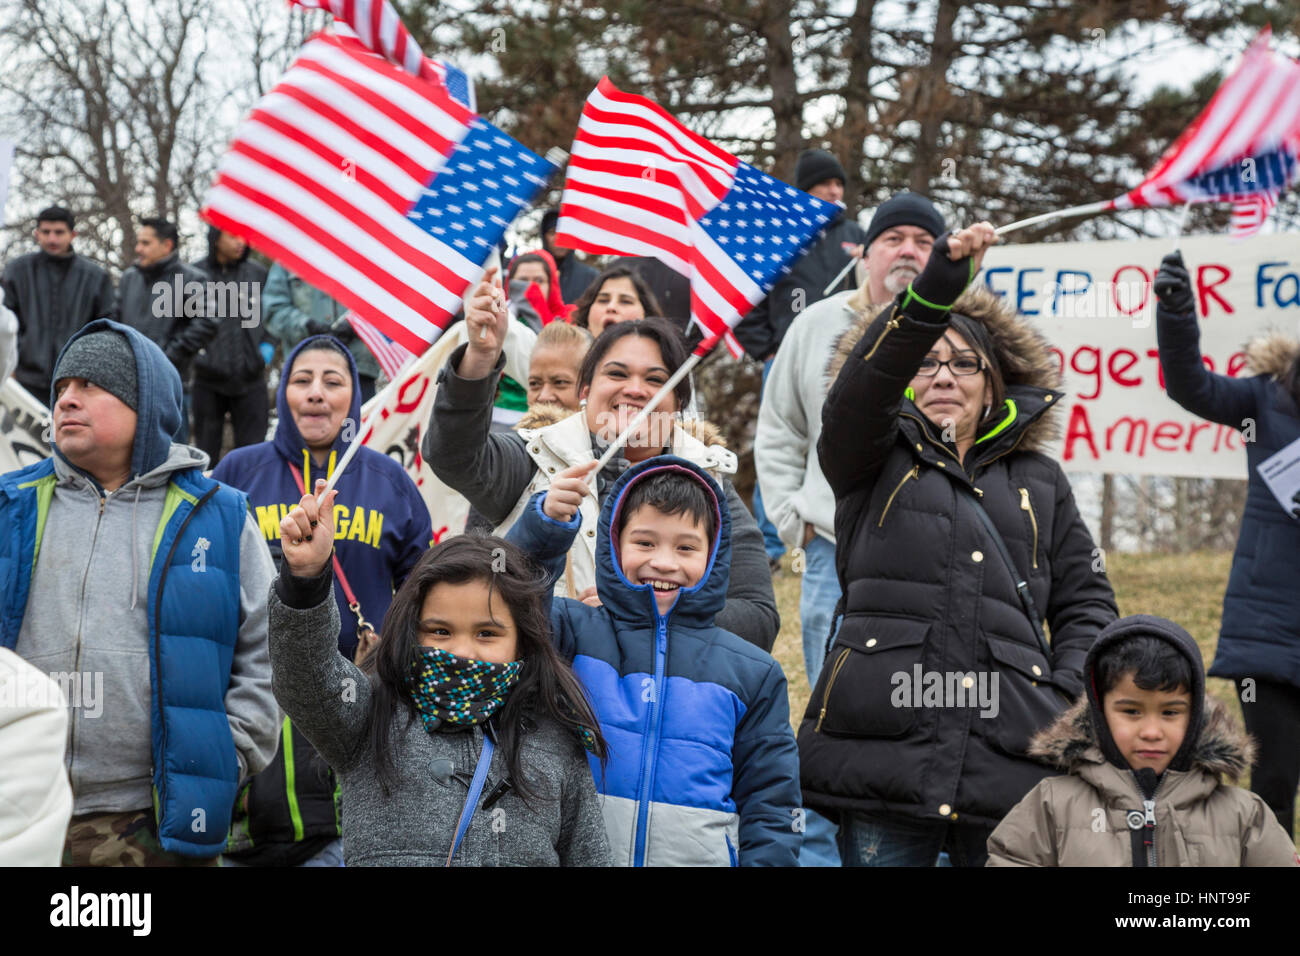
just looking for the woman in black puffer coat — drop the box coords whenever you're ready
[1154,251,1300,838]
[797,225,1118,867]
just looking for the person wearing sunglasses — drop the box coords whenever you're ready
[797,224,1118,867]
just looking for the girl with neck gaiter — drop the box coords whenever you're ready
[266,478,612,866]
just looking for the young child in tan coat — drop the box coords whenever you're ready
[987,614,1298,867]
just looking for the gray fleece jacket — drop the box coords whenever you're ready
[268,567,613,867]
[14,443,279,815]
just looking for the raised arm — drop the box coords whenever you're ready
[820,226,997,497]
[1154,252,1258,428]
[268,479,371,772]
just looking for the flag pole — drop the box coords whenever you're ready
[994,200,1111,237]
[587,331,722,479]
[1171,199,1194,252]
[319,352,420,496]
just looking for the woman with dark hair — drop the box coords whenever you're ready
[268,500,612,866]
[212,334,433,866]
[1154,251,1300,838]
[423,268,779,651]
[571,264,662,336]
[797,225,1118,866]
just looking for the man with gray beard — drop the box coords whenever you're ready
[754,191,944,866]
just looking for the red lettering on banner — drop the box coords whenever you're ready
[1196,264,1232,318]
[1063,403,1099,461]
[1228,351,1248,377]
[1109,348,1141,387]
[1151,421,1182,452]
[1111,265,1150,316]
[1185,420,1212,450]
[395,374,430,415]
[1146,349,1166,390]
[432,525,450,543]
[1072,346,1102,399]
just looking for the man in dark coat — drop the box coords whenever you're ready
[2,206,116,403]
[540,208,599,305]
[733,149,870,363]
[189,227,273,465]
[115,217,220,443]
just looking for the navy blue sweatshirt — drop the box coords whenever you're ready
[213,336,432,658]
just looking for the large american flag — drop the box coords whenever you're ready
[1107,29,1300,236]
[288,0,475,109]
[556,78,839,357]
[202,32,553,354]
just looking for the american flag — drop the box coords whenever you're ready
[345,311,413,380]
[202,32,553,354]
[1229,189,1279,240]
[289,0,475,109]
[556,78,838,357]
[1108,30,1300,222]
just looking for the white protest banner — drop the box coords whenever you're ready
[980,232,1300,478]
[0,378,51,473]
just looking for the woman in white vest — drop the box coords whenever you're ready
[422,269,780,652]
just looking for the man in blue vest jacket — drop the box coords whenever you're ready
[0,319,280,864]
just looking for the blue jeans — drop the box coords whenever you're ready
[799,535,841,689]
[301,837,345,867]
[753,358,785,562]
[839,812,995,867]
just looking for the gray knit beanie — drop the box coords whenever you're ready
[52,330,138,411]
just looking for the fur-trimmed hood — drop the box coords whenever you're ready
[1244,331,1300,380]
[1029,694,1255,782]
[828,285,1065,453]
[513,403,728,449]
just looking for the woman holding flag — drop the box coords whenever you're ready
[423,267,780,652]
[213,334,433,866]
[797,224,1118,866]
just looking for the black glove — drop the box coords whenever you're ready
[1153,251,1195,315]
[304,319,333,337]
[907,232,975,315]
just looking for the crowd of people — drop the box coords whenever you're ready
[0,148,1297,868]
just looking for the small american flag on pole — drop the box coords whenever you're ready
[1229,189,1279,240]
[345,311,413,380]
[202,31,553,354]
[556,78,839,357]
[1107,29,1300,221]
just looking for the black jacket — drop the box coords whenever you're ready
[2,250,116,402]
[1156,306,1300,691]
[190,231,272,395]
[116,252,220,380]
[797,286,1117,828]
[733,211,867,361]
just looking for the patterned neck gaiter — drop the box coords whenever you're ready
[408,647,524,733]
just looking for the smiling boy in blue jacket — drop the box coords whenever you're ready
[506,454,801,866]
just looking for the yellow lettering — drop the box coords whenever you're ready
[256,505,282,540]
[365,510,383,548]
[334,504,349,538]
[348,508,368,542]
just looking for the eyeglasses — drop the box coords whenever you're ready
[916,352,984,377]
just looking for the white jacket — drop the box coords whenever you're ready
[755,289,868,550]
[0,648,73,866]
[492,407,737,598]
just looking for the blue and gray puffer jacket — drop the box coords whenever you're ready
[506,455,801,866]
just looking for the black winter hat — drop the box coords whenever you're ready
[52,330,139,412]
[864,192,945,248]
[1083,614,1207,775]
[539,208,560,237]
[795,149,847,192]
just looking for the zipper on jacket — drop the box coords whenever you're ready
[1130,771,1166,867]
[878,465,920,527]
[69,491,110,794]
[860,309,902,364]
[632,614,670,867]
[1019,487,1039,569]
[815,647,852,732]
[899,412,962,466]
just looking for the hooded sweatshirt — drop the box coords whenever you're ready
[9,319,279,817]
[212,335,432,660]
[987,615,1299,866]
[505,455,802,866]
